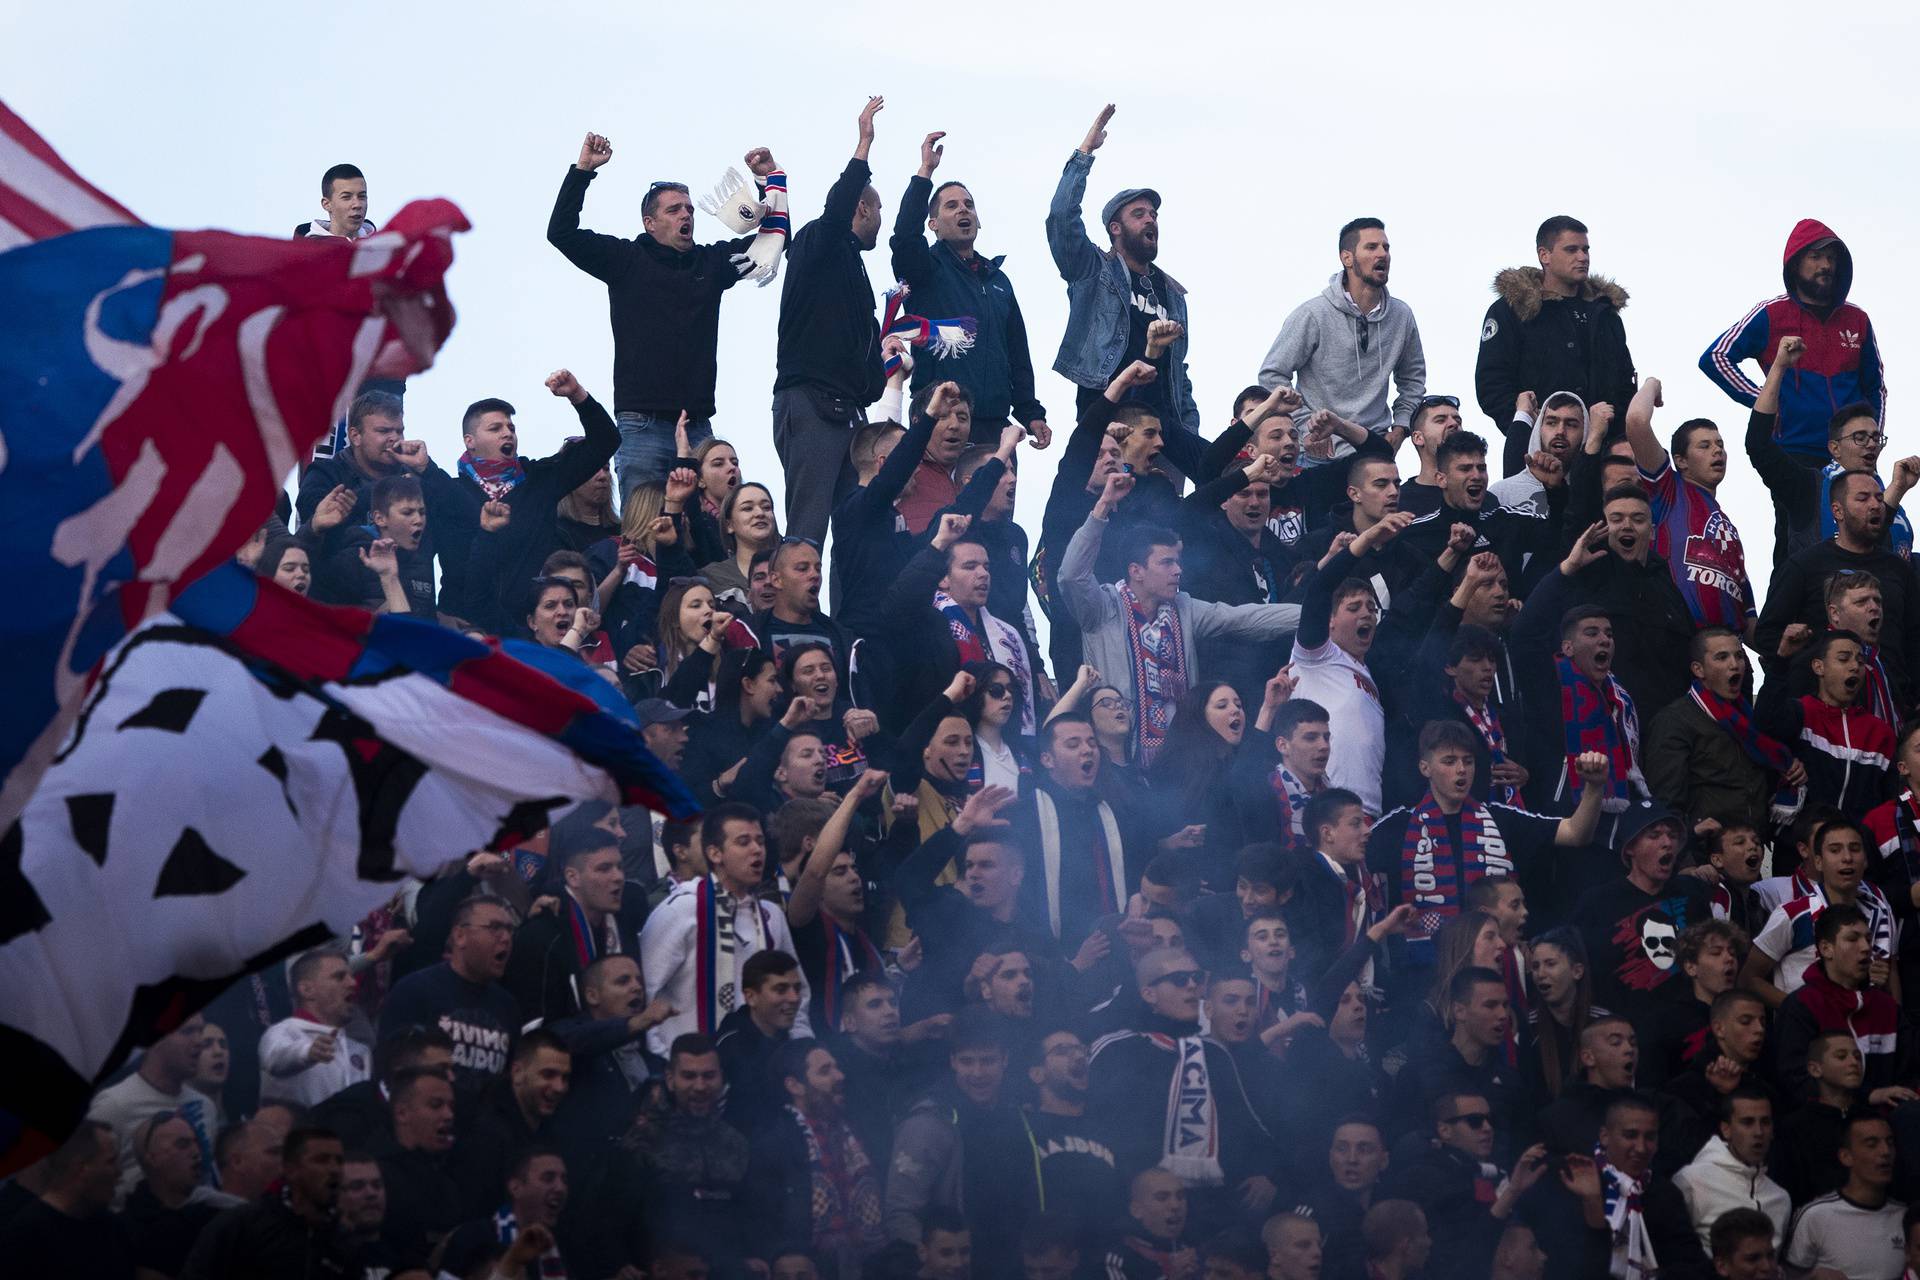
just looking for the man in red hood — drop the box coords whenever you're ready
[1699,219,1885,462]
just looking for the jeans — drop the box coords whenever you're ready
[615,411,710,503]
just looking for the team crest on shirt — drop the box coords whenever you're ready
[1683,511,1744,597]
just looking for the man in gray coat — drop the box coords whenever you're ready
[1059,471,1299,763]
[1260,218,1426,464]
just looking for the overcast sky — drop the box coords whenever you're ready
[10,0,1920,625]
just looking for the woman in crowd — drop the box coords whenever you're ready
[555,461,621,555]
[256,536,312,596]
[651,577,747,706]
[1526,926,1606,1100]
[681,648,782,800]
[1145,680,1255,889]
[599,481,699,670]
[701,482,780,609]
[957,660,1032,795]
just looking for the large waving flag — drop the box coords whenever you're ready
[0,99,468,830]
[0,565,701,1173]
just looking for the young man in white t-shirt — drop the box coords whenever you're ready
[1289,511,1415,814]
[1784,1112,1907,1280]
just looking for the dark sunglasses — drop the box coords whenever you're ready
[648,180,689,193]
[667,575,710,589]
[983,683,1012,698]
[1443,1112,1493,1129]
[1416,395,1461,412]
[1152,969,1206,989]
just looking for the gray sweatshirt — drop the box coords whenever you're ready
[1260,271,1427,435]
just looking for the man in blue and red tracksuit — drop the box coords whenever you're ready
[1699,218,1885,464]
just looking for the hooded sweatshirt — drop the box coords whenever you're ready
[1487,389,1584,515]
[1671,1134,1790,1252]
[1699,219,1885,456]
[1259,271,1427,443]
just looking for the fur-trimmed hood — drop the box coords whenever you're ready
[1491,266,1628,323]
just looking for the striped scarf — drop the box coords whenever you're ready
[1454,691,1521,805]
[1120,584,1187,764]
[880,282,978,376]
[1895,791,1920,890]
[1688,681,1794,772]
[1862,643,1900,726]
[787,1103,884,1255]
[1398,793,1511,961]
[1270,763,1321,845]
[494,1205,569,1278]
[694,876,766,1033]
[821,914,884,1031]
[565,892,618,970]
[1556,656,1642,810]
[459,451,526,503]
[1594,1146,1655,1279]
[932,590,1037,735]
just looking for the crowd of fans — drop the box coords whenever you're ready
[9,97,1920,1280]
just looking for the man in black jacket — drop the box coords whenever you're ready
[1383,1091,1548,1280]
[774,97,888,542]
[179,1128,357,1280]
[442,368,620,630]
[891,129,1047,445]
[449,1030,572,1219]
[505,801,646,1025]
[1399,432,1565,596]
[1475,216,1635,476]
[548,129,775,497]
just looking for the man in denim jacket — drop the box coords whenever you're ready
[1046,104,1200,437]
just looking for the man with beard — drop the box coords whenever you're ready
[1024,1025,1123,1239]
[1401,431,1566,596]
[1701,218,1884,463]
[1571,803,1712,1015]
[437,369,620,627]
[1542,488,1696,717]
[750,1040,886,1270]
[441,1148,579,1280]
[1748,335,1916,567]
[371,1069,461,1265]
[1646,627,1803,834]
[773,97,888,544]
[451,1030,571,1218]
[1623,377,1756,634]
[1757,470,1920,697]
[506,802,648,1025]
[1477,216,1637,476]
[1261,218,1427,458]
[892,129,1048,447]
[1049,103,1199,435]
[1102,1168,1200,1280]
[1088,949,1276,1221]
[1488,393,1613,518]
[378,897,521,1114]
[179,1129,355,1280]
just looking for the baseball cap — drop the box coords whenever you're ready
[1611,800,1684,857]
[1100,187,1161,232]
[634,698,692,728]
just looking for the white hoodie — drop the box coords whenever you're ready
[1671,1133,1790,1250]
[258,1015,371,1108]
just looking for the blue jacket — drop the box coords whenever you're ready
[1045,151,1199,432]
[889,175,1045,432]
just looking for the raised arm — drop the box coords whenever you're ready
[1746,336,1808,501]
[789,770,887,929]
[1045,105,1112,282]
[1553,753,1611,846]
[1622,376,1670,476]
[889,129,942,285]
[547,132,626,281]
[1060,473,1133,626]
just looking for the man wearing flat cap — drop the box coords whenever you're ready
[1045,103,1198,436]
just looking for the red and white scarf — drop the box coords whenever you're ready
[1119,584,1187,764]
[932,589,1036,734]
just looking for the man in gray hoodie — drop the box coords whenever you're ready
[1260,218,1427,465]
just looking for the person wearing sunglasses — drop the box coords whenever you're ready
[1746,335,1915,570]
[549,128,783,499]
[1260,217,1427,466]
[1087,949,1275,1224]
[1379,1089,1550,1280]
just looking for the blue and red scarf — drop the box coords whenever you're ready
[1454,691,1521,805]
[566,892,617,969]
[458,450,527,503]
[1689,681,1793,772]
[1120,584,1187,764]
[881,282,978,376]
[1861,643,1900,726]
[821,915,885,1032]
[1556,656,1640,807]
[1398,793,1511,960]
[691,876,765,1035]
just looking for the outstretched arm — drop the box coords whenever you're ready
[547,132,626,281]
[1045,105,1112,282]
[1622,376,1670,475]
[789,770,887,928]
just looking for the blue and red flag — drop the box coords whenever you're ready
[0,99,467,829]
